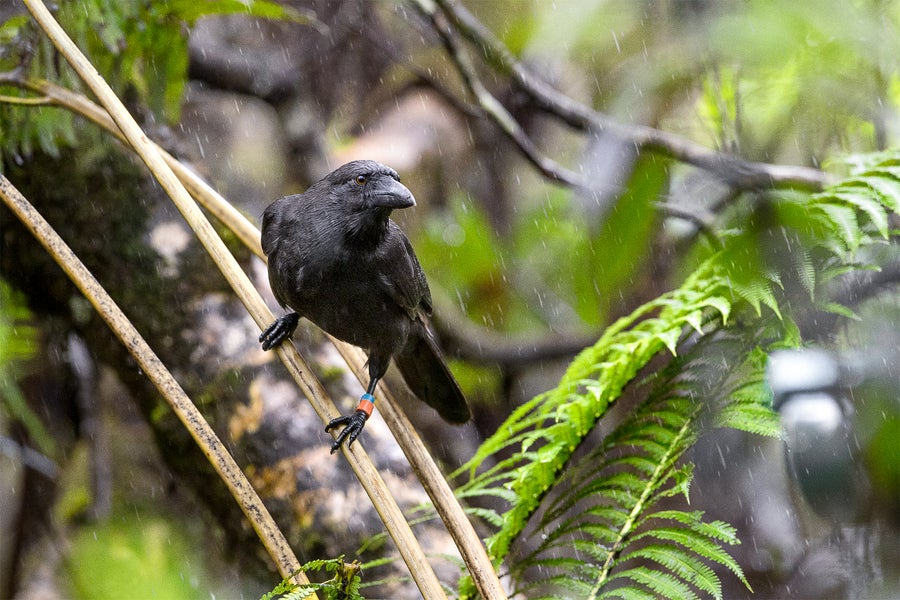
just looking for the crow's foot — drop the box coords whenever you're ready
[259,312,300,350]
[325,394,375,454]
[325,410,368,454]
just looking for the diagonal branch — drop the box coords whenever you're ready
[0,175,309,586]
[412,0,588,191]
[19,1,451,597]
[427,0,828,192]
[0,72,507,599]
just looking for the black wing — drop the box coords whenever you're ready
[377,222,432,320]
[260,196,288,257]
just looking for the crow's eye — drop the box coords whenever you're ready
[355,175,367,185]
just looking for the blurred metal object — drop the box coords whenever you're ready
[767,349,870,522]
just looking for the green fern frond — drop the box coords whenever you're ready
[454,152,899,599]
[832,189,890,238]
[856,173,900,212]
[455,259,738,565]
[457,330,776,598]
[598,566,701,600]
[816,202,864,251]
[492,332,764,598]
[806,162,896,250]
[791,246,816,299]
[727,277,780,318]
[616,545,721,597]
[630,526,739,574]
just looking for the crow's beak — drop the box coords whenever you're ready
[371,177,416,209]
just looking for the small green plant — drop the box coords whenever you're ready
[262,557,362,600]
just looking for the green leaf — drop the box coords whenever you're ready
[632,525,748,587]
[620,545,722,599]
[159,0,315,24]
[609,566,700,600]
[861,172,900,212]
[590,156,670,320]
[0,14,29,46]
[261,556,363,600]
[791,246,816,299]
[830,188,890,238]
[456,151,900,598]
[814,202,861,251]
[703,296,732,324]
[0,281,57,456]
[715,401,782,437]
[818,301,861,321]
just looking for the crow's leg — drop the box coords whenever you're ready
[259,312,300,350]
[326,354,387,453]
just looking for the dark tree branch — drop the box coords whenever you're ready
[835,260,900,305]
[415,0,588,191]
[428,294,599,367]
[654,200,724,250]
[426,0,829,193]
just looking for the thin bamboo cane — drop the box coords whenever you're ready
[0,175,310,587]
[17,76,507,599]
[20,1,447,597]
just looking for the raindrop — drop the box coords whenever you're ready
[442,222,465,246]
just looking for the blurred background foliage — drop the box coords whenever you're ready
[1,0,899,598]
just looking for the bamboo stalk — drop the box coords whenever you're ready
[10,76,508,599]
[0,175,309,587]
[21,1,447,596]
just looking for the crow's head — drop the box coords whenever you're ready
[325,160,415,213]
[320,160,415,245]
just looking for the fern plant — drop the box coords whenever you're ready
[453,152,900,598]
[261,556,362,600]
[508,332,777,600]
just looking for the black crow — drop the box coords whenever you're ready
[259,160,470,453]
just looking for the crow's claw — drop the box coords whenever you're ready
[325,409,369,454]
[259,313,300,350]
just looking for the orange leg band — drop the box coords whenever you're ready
[356,394,375,419]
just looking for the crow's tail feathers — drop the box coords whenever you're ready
[395,329,470,424]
